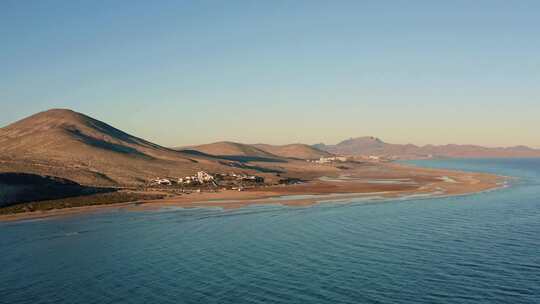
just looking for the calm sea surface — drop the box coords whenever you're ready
[1,159,539,304]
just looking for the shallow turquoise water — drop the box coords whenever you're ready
[1,159,539,304]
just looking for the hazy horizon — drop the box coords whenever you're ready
[3,107,540,150]
[2,1,539,148]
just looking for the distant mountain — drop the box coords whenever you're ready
[315,136,540,159]
[253,143,333,160]
[0,109,251,186]
[315,137,386,155]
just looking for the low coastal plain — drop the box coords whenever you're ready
[0,161,505,222]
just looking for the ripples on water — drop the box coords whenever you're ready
[1,159,539,304]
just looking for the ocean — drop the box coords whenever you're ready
[1,158,539,304]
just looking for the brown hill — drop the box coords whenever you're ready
[180,141,279,160]
[315,136,540,159]
[253,143,333,160]
[177,141,342,180]
[0,109,252,186]
[181,141,332,161]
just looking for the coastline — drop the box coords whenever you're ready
[0,162,507,223]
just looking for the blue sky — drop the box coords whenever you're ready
[1,1,539,147]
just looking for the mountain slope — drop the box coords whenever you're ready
[316,136,540,159]
[0,109,166,159]
[181,141,279,159]
[0,109,249,185]
[181,141,333,161]
[253,143,333,160]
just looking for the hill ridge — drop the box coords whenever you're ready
[315,137,540,159]
[0,109,256,186]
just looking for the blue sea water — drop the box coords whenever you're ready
[1,159,539,304]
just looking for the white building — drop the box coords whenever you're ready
[197,171,214,182]
[152,178,172,185]
[315,156,349,164]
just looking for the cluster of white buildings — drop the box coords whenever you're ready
[178,171,216,185]
[225,172,264,182]
[305,155,395,164]
[355,155,391,162]
[151,178,173,186]
[151,171,215,186]
[150,171,264,187]
[308,156,350,164]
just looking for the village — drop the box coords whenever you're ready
[149,171,265,192]
[307,155,392,164]
[149,154,395,193]
[308,156,350,164]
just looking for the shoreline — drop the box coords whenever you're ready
[0,163,508,223]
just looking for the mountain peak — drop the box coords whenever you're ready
[338,136,384,145]
[42,108,77,114]
[2,108,90,130]
[0,108,166,159]
[0,109,242,186]
[30,108,82,119]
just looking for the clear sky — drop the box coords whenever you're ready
[1,1,539,148]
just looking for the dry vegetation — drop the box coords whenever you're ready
[0,191,164,215]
